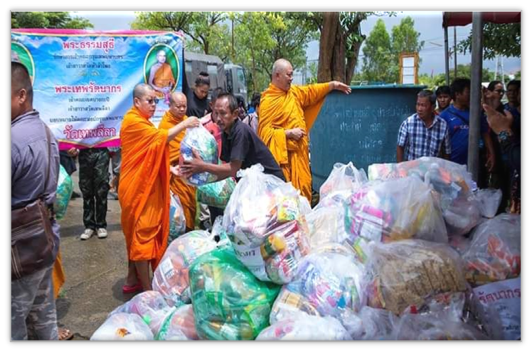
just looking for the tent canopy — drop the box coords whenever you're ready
[443,12,521,27]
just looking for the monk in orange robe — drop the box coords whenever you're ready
[148,50,176,99]
[258,58,352,202]
[118,84,199,292]
[158,91,200,231]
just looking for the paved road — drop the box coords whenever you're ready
[56,174,135,340]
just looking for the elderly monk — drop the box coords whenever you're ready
[119,84,199,293]
[148,50,176,99]
[158,91,200,231]
[258,58,351,202]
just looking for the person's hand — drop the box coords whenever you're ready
[483,104,513,134]
[180,149,205,178]
[286,127,306,141]
[183,116,200,129]
[332,81,352,94]
[67,147,79,157]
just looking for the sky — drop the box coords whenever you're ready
[72,10,521,78]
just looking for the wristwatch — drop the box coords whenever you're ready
[497,130,513,143]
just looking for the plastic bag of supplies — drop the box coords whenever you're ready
[180,125,218,186]
[152,230,223,307]
[54,165,73,220]
[169,191,186,242]
[256,313,349,340]
[462,214,520,286]
[319,162,367,200]
[189,248,281,340]
[91,313,154,340]
[197,177,236,209]
[155,304,198,340]
[222,164,311,284]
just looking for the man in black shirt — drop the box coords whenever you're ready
[180,93,285,182]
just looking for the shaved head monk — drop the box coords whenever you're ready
[118,84,199,293]
[258,58,351,202]
[158,91,200,231]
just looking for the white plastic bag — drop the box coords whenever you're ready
[91,313,154,340]
[475,188,503,218]
[319,162,367,200]
[256,314,349,340]
[108,291,171,335]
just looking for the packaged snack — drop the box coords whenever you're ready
[54,165,73,220]
[91,313,154,340]
[180,125,218,186]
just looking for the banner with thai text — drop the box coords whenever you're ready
[11,29,184,149]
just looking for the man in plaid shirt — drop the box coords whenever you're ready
[396,90,451,162]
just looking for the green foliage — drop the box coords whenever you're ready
[362,16,423,84]
[362,19,394,83]
[11,12,93,29]
[457,22,521,60]
[132,12,315,94]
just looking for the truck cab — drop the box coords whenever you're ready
[184,51,247,104]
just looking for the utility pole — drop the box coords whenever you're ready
[454,27,458,78]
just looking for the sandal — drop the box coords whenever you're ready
[122,282,143,294]
[58,327,74,340]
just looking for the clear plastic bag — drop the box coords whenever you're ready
[91,313,154,340]
[365,239,467,315]
[462,213,521,286]
[270,244,366,326]
[169,191,186,242]
[180,125,218,186]
[152,230,221,307]
[443,195,482,237]
[108,290,172,335]
[344,306,397,340]
[368,157,481,236]
[393,311,488,340]
[319,162,367,200]
[189,248,281,340]
[472,277,521,340]
[345,177,447,261]
[475,188,503,218]
[223,164,311,284]
[256,313,349,340]
[54,165,73,220]
[305,206,350,250]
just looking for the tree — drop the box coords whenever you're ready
[233,12,316,94]
[458,22,520,60]
[131,12,231,58]
[11,12,93,29]
[233,12,277,92]
[420,64,499,90]
[131,12,316,94]
[300,12,368,83]
[293,12,395,84]
[361,19,394,83]
[307,61,319,84]
[391,16,424,82]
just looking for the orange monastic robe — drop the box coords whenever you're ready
[158,111,197,230]
[258,83,330,201]
[52,249,65,299]
[118,106,170,269]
